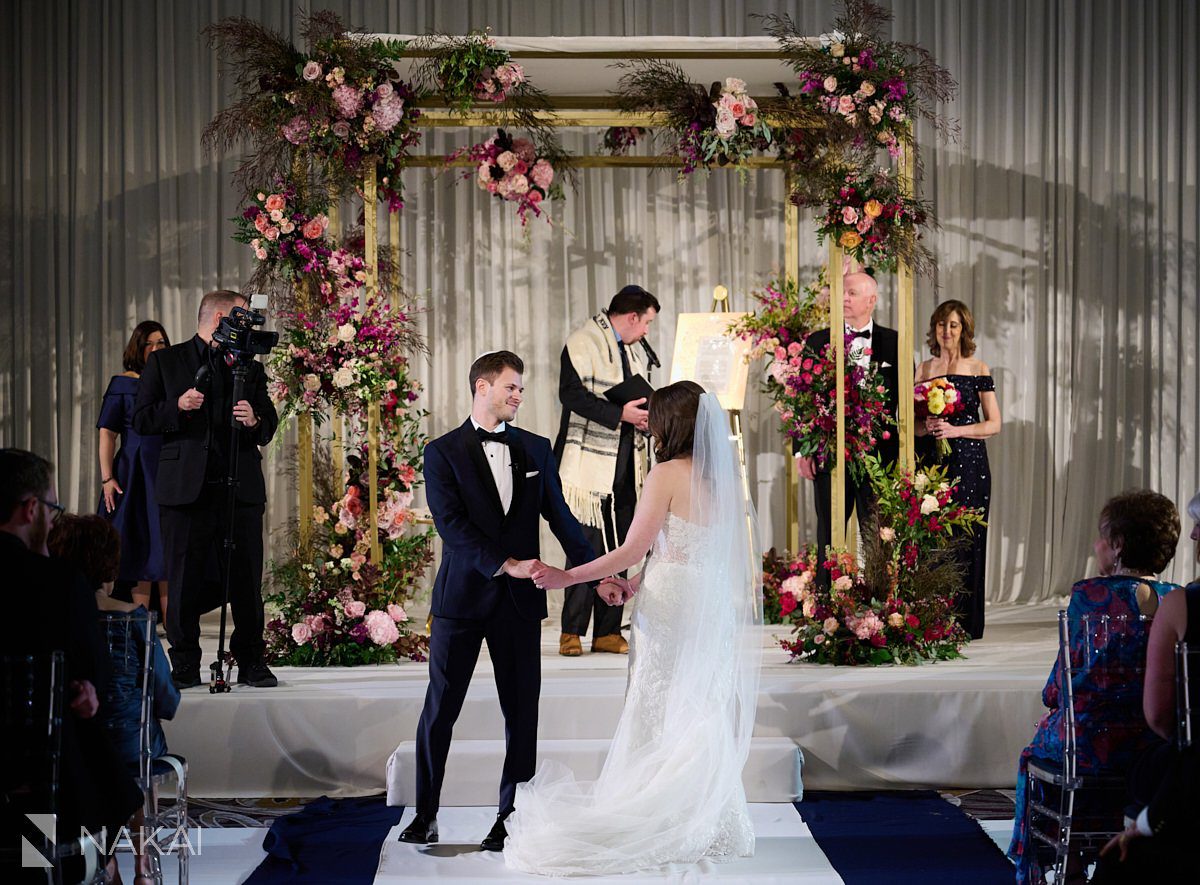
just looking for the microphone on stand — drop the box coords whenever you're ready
[639,338,661,371]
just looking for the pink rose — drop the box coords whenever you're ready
[345,599,366,618]
[332,120,351,140]
[264,194,286,212]
[263,226,280,241]
[838,95,856,115]
[506,173,529,196]
[292,622,313,644]
[823,75,839,92]
[364,610,400,646]
[375,82,394,99]
[497,151,518,172]
[387,603,407,622]
[527,189,542,204]
[730,100,746,117]
[253,213,269,233]
[740,113,757,127]
[529,159,554,189]
[841,206,859,224]
[302,218,324,239]
[302,60,322,81]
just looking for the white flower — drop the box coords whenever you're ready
[332,366,355,388]
[724,76,748,94]
[714,105,737,138]
[337,323,357,343]
[303,374,321,392]
[920,494,940,515]
[822,616,839,634]
[912,472,930,491]
[879,526,896,542]
[832,575,853,591]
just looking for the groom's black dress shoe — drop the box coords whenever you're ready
[398,812,438,844]
[480,813,510,851]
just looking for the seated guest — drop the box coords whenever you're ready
[1091,491,1200,882]
[49,513,181,767]
[48,512,181,885]
[1007,490,1181,884]
[0,449,141,869]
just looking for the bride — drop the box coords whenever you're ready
[509,382,763,876]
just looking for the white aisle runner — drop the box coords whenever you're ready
[374,804,845,883]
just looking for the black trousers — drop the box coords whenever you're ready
[561,493,634,638]
[159,484,266,670]
[813,468,877,588]
[414,593,541,816]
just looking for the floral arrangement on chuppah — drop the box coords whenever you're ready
[460,129,564,226]
[727,272,830,362]
[266,447,434,666]
[202,12,421,211]
[614,62,774,178]
[815,170,932,275]
[779,458,985,665]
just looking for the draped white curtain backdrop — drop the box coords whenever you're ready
[2,1,1197,603]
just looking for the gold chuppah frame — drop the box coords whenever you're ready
[294,44,918,559]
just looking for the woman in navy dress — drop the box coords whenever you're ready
[915,300,1002,639]
[98,320,170,616]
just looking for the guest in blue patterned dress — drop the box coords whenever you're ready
[1007,490,1181,883]
[97,321,170,617]
[915,300,1001,638]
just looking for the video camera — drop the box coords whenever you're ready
[212,293,279,365]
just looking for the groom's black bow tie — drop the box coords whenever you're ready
[476,427,510,445]
[849,328,872,340]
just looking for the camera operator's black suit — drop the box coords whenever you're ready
[133,334,278,680]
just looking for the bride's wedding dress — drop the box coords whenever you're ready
[504,394,763,876]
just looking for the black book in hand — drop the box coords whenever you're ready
[603,374,654,406]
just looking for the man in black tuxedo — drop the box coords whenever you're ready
[798,272,900,585]
[133,290,279,689]
[399,351,595,852]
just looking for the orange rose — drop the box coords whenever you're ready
[864,199,883,218]
[839,231,863,249]
[302,217,325,239]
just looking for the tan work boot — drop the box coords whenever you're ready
[591,633,629,654]
[559,633,582,656]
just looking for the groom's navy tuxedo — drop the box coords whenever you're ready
[416,419,595,816]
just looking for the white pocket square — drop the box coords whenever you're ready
[881,361,893,368]
[525,470,539,478]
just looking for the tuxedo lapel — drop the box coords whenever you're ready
[504,429,528,526]
[458,421,505,521]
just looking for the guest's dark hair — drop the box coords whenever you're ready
[927,300,977,357]
[648,381,704,462]
[608,285,660,317]
[0,448,53,522]
[48,514,120,591]
[1100,490,1180,575]
[122,321,171,373]
[468,350,524,397]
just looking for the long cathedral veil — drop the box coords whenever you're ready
[505,392,764,875]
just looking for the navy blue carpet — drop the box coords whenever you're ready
[797,790,1014,883]
[244,795,404,884]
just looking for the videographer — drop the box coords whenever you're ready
[133,290,279,689]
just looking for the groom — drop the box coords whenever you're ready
[400,350,596,851]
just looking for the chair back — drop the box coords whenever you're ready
[1177,640,1200,750]
[1,651,65,809]
[99,609,157,789]
[1057,610,1153,775]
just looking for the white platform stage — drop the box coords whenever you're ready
[166,603,1059,799]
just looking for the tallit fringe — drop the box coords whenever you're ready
[562,481,608,531]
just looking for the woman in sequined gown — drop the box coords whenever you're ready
[511,383,764,877]
[916,300,1002,639]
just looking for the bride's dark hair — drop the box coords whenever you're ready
[648,381,705,462]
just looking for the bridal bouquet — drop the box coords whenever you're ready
[772,331,893,478]
[463,129,562,225]
[914,377,961,458]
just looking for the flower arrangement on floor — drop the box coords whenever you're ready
[728,272,830,363]
[266,448,434,667]
[780,457,985,665]
[202,12,421,209]
[815,171,931,275]
[615,62,774,177]
[772,330,894,477]
[914,377,961,458]
[267,292,425,423]
[462,129,564,226]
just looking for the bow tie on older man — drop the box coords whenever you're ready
[476,427,510,445]
[849,327,872,340]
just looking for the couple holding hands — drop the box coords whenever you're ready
[403,348,762,877]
